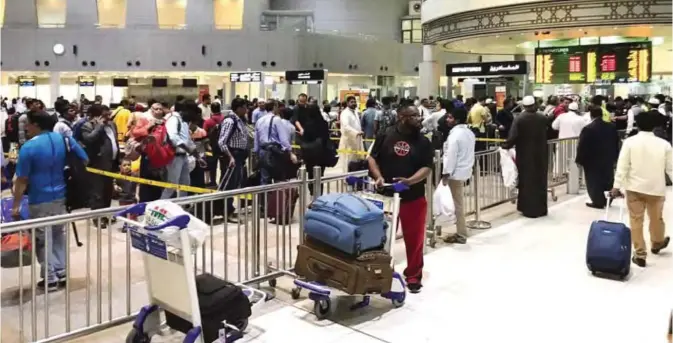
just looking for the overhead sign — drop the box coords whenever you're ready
[446,61,529,77]
[230,71,262,83]
[285,69,326,85]
[78,76,95,87]
[18,77,36,87]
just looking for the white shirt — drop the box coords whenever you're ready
[613,131,673,197]
[199,103,212,120]
[340,107,361,135]
[551,111,589,139]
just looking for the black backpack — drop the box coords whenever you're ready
[378,109,397,134]
[62,136,89,212]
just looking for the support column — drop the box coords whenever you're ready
[66,0,98,27]
[418,45,441,99]
[3,0,38,26]
[49,72,61,108]
[514,54,530,96]
[126,0,158,28]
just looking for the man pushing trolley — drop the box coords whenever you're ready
[115,200,267,343]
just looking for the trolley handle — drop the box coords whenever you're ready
[115,203,191,231]
[345,176,409,193]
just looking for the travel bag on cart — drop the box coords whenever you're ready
[304,193,386,255]
[586,196,631,279]
[266,188,299,225]
[165,273,252,343]
[294,238,393,295]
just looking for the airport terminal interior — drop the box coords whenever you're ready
[0,0,672,342]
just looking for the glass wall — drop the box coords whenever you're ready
[0,0,5,27]
[401,18,422,44]
[213,0,243,30]
[37,0,67,28]
[97,0,126,28]
[157,0,186,29]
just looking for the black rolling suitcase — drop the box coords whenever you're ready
[165,273,252,343]
[192,168,234,224]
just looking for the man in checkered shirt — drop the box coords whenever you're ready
[218,97,251,221]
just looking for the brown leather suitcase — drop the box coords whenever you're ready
[294,238,393,295]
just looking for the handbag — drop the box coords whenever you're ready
[260,117,290,179]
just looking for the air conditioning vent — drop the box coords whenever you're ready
[408,1,422,16]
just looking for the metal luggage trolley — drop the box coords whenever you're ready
[293,176,407,320]
[115,203,267,343]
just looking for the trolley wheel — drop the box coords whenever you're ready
[552,195,558,202]
[391,292,406,308]
[313,299,331,320]
[429,240,436,248]
[291,287,301,300]
[268,279,277,288]
[125,328,151,343]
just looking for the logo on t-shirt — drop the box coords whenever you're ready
[393,141,410,157]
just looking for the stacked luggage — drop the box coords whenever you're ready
[294,193,394,295]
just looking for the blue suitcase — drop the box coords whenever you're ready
[586,202,631,279]
[304,193,386,256]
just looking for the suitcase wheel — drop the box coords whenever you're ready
[233,318,249,332]
[291,287,301,300]
[125,328,151,343]
[268,279,277,288]
[313,298,332,320]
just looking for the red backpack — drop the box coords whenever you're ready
[144,124,175,169]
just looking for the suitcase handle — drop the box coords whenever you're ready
[603,192,625,222]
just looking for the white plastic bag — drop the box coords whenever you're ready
[432,182,456,225]
[142,200,208,249]
[499,148,518,189]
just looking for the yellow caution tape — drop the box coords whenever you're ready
[86,167,215,194]
[476,138,506,142]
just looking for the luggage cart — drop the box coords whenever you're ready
[293,176,407,320]
[115,203,267,343]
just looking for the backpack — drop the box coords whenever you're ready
[5,115,19,143]
[378,109,397,134]
[144,124,175,169]
[72,118,87,142]
[63,136,89,212]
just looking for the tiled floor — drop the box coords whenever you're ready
[3,186,668,343]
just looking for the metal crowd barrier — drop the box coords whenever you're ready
[0,138,579,342]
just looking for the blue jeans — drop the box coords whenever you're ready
[259,151,272,185]
[161,155,191,199]
[223,149,248,213]
[29,199,67,283]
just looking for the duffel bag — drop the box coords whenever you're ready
[295,238,393,295]
[165,273,251,342]
[304,193,386,256]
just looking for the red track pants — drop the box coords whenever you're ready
[398,196,427,284]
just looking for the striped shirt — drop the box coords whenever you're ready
[218,115,250,153]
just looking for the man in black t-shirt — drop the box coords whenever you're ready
[368,104,433,293]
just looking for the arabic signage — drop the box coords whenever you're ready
[446,61,528,77]
[230,71,262,83]
[78,76,95,87]
[285,69,326,85]
[18,77,36,87]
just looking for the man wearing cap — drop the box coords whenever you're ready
[552,102,589,139]
[501,95,549,218]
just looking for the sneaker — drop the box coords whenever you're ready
[443,234,467,244]
[37,280,59,292]
[651,236,670,255]
[407,283,423,294]
[632,256,646,267]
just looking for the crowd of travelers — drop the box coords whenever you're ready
[0,90,671,293]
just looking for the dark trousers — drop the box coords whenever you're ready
[206,156,219,186]
[138,157,163,203]
[1,136,9,153]
[90,173,114,210]
[584,166,613,208]
[223,149,248,214]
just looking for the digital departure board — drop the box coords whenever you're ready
[534,42,652,84]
